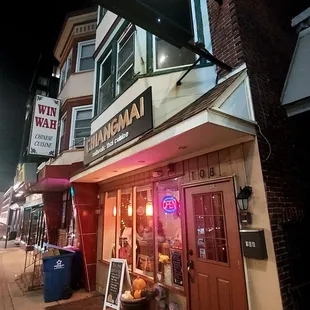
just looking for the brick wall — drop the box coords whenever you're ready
[208,0,310,308]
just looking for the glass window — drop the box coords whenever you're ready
[77,40,95,72]
[102,192,117,261]
[65,51,72,80]
[71,107,92,148]
[96,26,136,115]
[98,6,107,24]
[102,185,154,279]
[155,37,196,70]
[156,179,183,289]
[58,114,67,153]
[135,186,154,278]
[21,208,31,243]
[119,189,133,270]
[116,28,135,94]
[99,52,113,113]
[59,50,73,92]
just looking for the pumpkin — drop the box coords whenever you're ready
[134,289,142,299]
[132,277,147,291]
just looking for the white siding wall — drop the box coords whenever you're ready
[58,71,94,104]
[92,65,216,133]
[93,17,216,134]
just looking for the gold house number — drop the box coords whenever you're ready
[192,167,215,180]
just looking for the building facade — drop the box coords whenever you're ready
[10,8,98,292]
[69,1,310,309]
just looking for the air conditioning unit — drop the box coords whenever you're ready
[73,138,86,149]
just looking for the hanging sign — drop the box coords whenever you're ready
[28,95,60,157]
[103,259,131,310]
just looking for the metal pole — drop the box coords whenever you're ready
[4,226,9,249]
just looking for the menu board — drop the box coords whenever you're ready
[171,250,183,287]
[103,259,130,310]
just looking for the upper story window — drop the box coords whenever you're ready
[70,106,92,148]
[59,50,72,92]
[154,37,196,70]
[76,40,95,72]
[58,114,67,154]
[117,28,135,94]
[97,25,135,114]
[98,6,107,24]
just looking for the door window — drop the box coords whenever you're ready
[193,192,228,263]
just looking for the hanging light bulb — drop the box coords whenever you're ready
[128,203,133,217]
[113,205,117,217]
[146,201,153,216]
[146,188,153,216]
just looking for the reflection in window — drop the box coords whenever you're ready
[119,189,133,270]
[156,179,183,289]
[103,192,117,261]
[135,186,154,278]
[155,37,196,70]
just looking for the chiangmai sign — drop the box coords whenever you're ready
[28,95,60,157]
[84,87,153,165]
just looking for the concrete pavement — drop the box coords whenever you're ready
[0,242,96,310]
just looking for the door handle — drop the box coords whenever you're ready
[187,260,195,283]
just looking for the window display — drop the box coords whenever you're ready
[119,189,133,270]
[155,178,183,289]
[103,192,117,261]
[135,186,154,278]
[101,180,183,287]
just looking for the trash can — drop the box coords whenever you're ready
[121,297,149,310]
[70,249,84,290]
[43,250,74,302]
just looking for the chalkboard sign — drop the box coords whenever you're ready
[171,250,183,287]
[103,259,130,310]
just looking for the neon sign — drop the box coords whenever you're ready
[162,196,178,213]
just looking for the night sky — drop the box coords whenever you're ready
[0,1,309,193]
[0,0,93,192]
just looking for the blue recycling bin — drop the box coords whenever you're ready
[43,251,74,302]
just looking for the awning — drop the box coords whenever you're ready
[26,163,82,193]
[71,69,256,183]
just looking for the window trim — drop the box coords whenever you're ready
[116,26,136,95]
[59,49,73,93]
[58,112,67,154]
[76,39,96,73]
[69,105,92,149]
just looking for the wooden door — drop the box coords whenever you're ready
[185,180,248,310]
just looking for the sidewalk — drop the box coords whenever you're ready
[0,242,98,310]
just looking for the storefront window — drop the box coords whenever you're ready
[103,192,117,261]
[155,179,183,289]
[119,189,133,270]
[135,186,154,278]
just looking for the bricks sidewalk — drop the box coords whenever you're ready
[0,252,14,310]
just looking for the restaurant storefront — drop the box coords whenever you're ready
[71,69,283,310]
